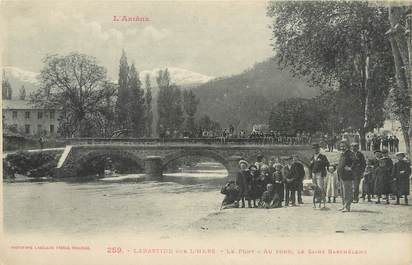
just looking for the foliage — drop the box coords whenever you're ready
[34,52,115,137]
[128,63,146,137]
[194,59,316,130]
[6,152,58,178]
[115,51,146,137]
[386,5,412,155]
[156,69,184,135]
[269,98,323,134]
[19,85,26,100]
[144,74,153,137]
[197,115,221,133]
[2,70,13,100]
[267,1,393,136]
[183,89,199,136]
[116,50,130,130]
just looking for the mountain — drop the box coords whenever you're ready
[2,66,213,98]
[140,67,213,89]
[192,58,319,130]
[3,67,40,99]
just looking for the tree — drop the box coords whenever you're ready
[267,1,393,149]
[128,63,145,137]
[197,115,221,133]
[115,50,130,130]
[2,70,12,100]
[19,85,26,100]
[144,74,153,137]
[34,53,113,137]
[183,89,199,136]
[386,5,412,156]
[156,69,184,136]
[269,97,324,135]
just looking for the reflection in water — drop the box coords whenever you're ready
[3,162,228,235]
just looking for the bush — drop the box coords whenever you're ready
[6,152,58,178]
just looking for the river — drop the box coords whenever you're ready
[3,162,228,237]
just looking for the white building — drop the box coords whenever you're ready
[2,100,61,137]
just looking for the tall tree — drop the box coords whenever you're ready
[128,63,145,137]
[116,50,130,131]
[144,74,153,137]
[183,89,199,136]
[19,85,26,100]
[34,53,112,137]
[2,70,12,100]
[156,69,184,136]
[267,1,393,149]
[386,5,412,155]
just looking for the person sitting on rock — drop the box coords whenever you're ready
[220,180,240,209]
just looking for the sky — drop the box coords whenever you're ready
[1,0,274,79]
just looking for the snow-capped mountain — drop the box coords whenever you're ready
[2,66,214,98]
[139,67,214,88]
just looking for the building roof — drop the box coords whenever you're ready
[2,100,59,110]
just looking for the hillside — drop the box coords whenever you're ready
[193,58,318,130]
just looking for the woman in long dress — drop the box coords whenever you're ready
[325,164,338,203]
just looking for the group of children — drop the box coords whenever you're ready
[221,155,305,209]
[220,150,411,210]
[361,150,410,205]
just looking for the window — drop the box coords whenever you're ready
[25,124,31,134]
[12,111,17,119]
[50,111,55,119]
[38,111,43,119]
[50,124,55,134]
[25,111,30,119]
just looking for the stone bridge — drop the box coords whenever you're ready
[56,142,314,180]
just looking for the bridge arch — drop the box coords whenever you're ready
[76,150,145,175]
[162,149,230,173]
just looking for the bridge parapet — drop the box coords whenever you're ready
[63,137,316,146]
[55,143,315,180]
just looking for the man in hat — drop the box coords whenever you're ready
[236,160,250,208]
[337,140,355,212]
[392,152,411,205]
[290,154,306,204]
[221,180,240,209]
[309,143,329,202]
[351,142,366,203]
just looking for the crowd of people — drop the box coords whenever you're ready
[220,141,411,212]
[197,126,313,145]
[366,134,400,153]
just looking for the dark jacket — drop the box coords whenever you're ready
[392,159,411,196]
[221,185,240,204]
[374,157,393,195]
[337,150,355,181]
[283,165,299,191]
[236,170,252,197]
[352,151,366,178]
[309,153,329,178]
[290,162,305,182]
